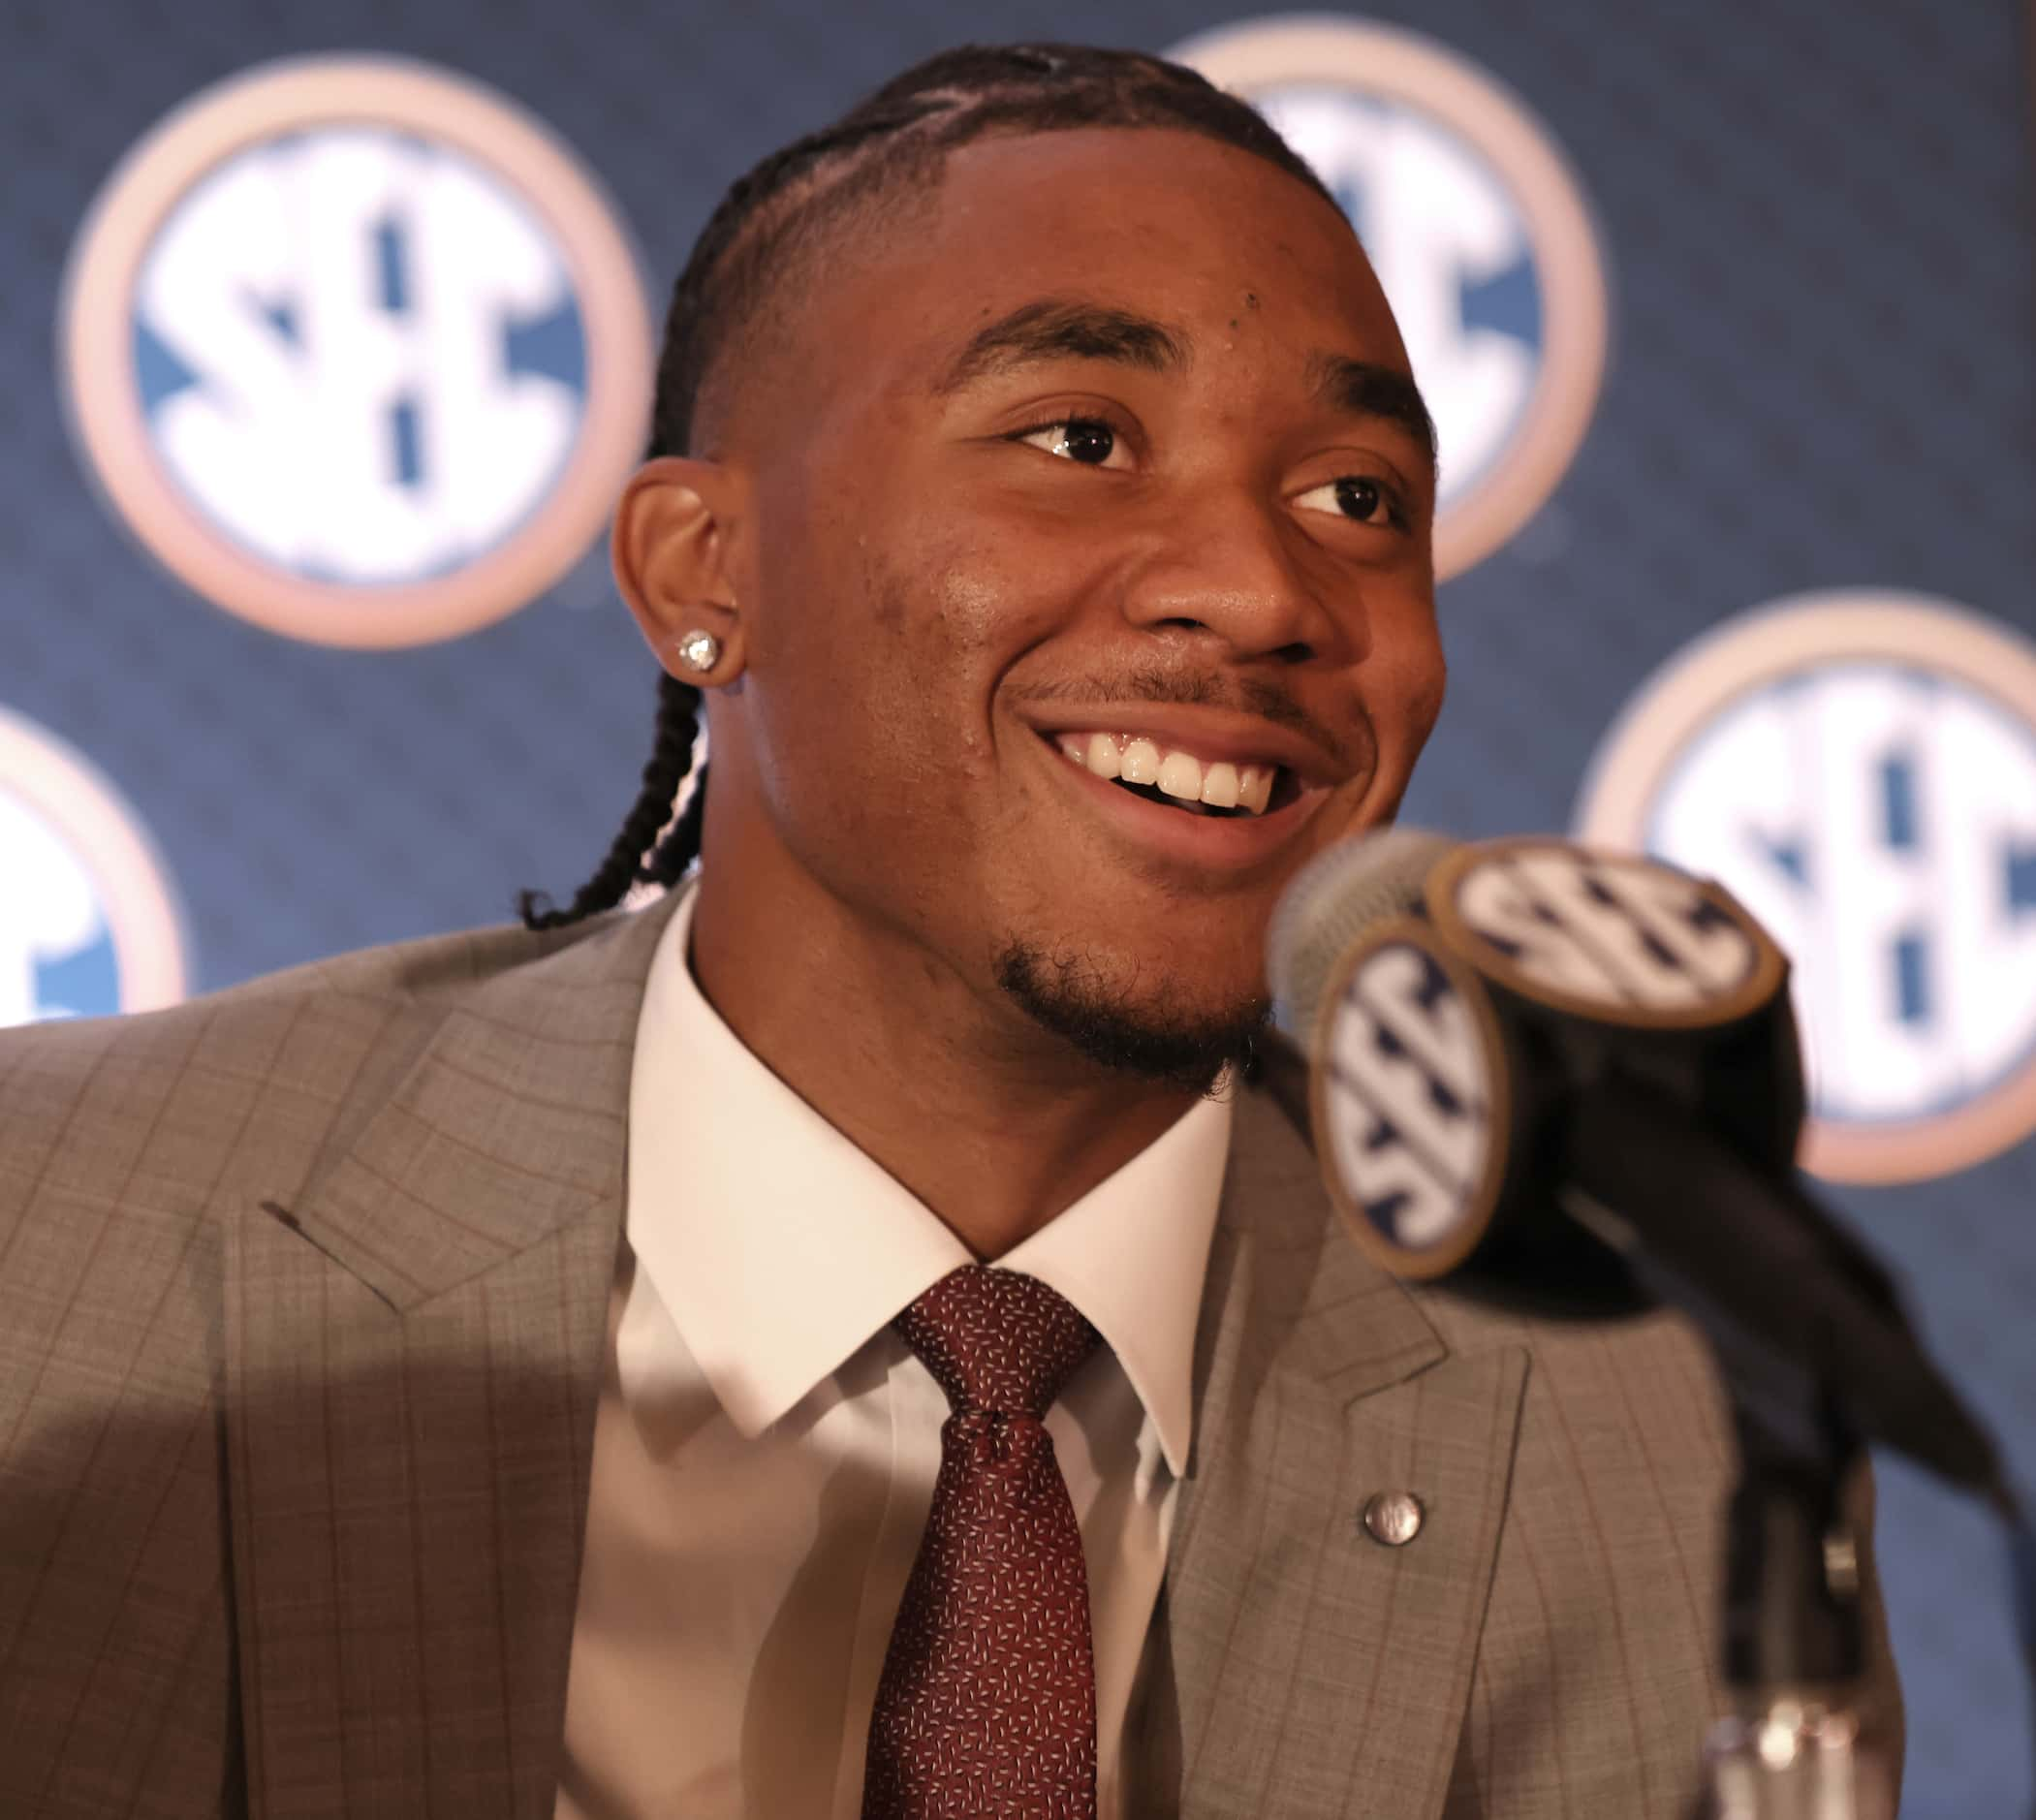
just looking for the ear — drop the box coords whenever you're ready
[611,455,748,685]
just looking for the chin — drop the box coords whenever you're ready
[992,936,1269,1091]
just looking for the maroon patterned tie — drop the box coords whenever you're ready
[861,1265,1104,1820]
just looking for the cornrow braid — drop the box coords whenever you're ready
[517,671,705,928]
[522,42,1336,930]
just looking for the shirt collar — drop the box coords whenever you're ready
[998,1090,1227,1477]
[626,883,1230,1475]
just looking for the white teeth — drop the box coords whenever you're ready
[1157,752,1203,800]
[1051,730,1283,815]
[1200,762,1239,808]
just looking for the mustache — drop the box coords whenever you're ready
[1010,663,1372,772]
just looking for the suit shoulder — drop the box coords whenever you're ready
[182,901,637,1017]
[0,906,645,1222]
[2,904,636,1063]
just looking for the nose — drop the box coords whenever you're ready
[1120,487,1353,665]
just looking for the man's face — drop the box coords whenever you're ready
[712,125,1443,1074]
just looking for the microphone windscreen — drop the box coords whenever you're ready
[1265,825,1457,1045]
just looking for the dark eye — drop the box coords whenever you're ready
[1018,418,1125,466]
[1334,477,1383,522]
[1296,473,1401,528]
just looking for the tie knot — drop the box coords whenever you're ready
[893,1266,1100,1420]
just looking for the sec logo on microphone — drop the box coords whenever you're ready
[1311,921,1510,1277]
[59,56,654,649]
[0,707,189,1028]
[1169,15,1610,581]
[1577,591,2036,1184]
[1424,838,1785,1032]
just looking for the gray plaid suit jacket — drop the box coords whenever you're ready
[0,893,1900,1817]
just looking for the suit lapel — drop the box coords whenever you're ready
[1147,1088,1529,1819]
[220,893,1521,1813]
[222,897,678,1817]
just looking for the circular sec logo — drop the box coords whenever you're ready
[0,708,189,1028]
[1311,920,1510,1277]
[60,56,654,649]
[1424,838,1785,1032]
[1577,591,2036,1184]
[1170,15,1610,581]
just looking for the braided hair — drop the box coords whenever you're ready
[518,43,1336,930]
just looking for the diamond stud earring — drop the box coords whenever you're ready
[674,630,722,675]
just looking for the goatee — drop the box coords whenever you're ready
[994,939,1268,1094]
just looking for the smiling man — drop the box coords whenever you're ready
[0,43,1895,1820]
[606,108,1443,1265]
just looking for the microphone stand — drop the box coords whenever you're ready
[1549,1070,1925,1818]
[1559,1092,1900,1819]
[1692,1408,1898,1819]
[1554,1181,1898,1816]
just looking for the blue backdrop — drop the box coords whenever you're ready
[3,2,2030,1810]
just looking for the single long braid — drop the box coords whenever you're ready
[520,43,1334,930]
[517,673,703,927]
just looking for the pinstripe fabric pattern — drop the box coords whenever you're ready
[1,903,670,1817]
[1423,1292,1902,1820]
[0,894,1900,1817]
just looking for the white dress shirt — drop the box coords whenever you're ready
[555,886,1233,1818]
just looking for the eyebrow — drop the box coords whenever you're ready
[931,298,1189,394]
[931,294,1438,470]
[1308,352,1437,471]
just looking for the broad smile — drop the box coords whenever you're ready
[1026,717,1335,868]
[1048,731,1292,816]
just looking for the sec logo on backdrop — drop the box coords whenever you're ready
[60,56,654,648]
[0,708,188,1028]
[1169,15,1610,580]
[1577,591,2036,1184]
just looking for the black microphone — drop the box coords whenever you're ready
[1259,826,2001,1501]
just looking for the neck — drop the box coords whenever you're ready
[686,870,1204,1262]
